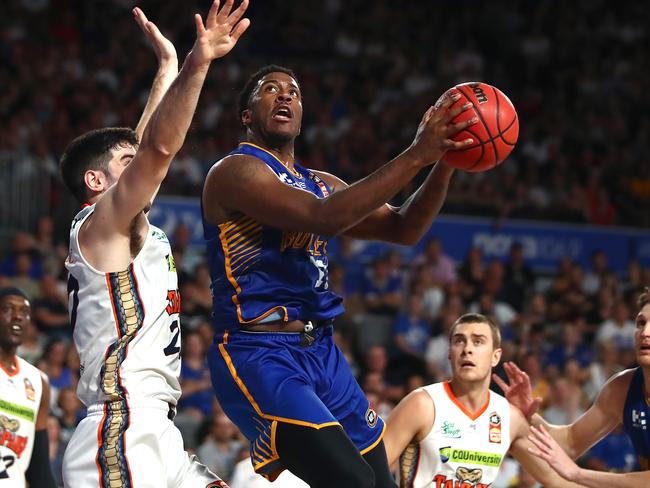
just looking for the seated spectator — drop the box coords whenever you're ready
[56,386,83,447]
[390,293,431,380]
[544,322,594,375]
[413,238,457,287]
[16,314,46,365]
[410,265,444,320]
[458,247,484,303]
[542,377,585,425]
[361,257,402,316]
[197,413,244,482]
[596,300,635,351]
[502,242,535,312]
[32,274,70,341]
[178,332,213,418]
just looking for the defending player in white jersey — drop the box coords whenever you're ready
[0,287,55,488]
[58,2,250,487]
[383,313,583,488]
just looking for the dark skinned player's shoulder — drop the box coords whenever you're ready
[205,153,271,183]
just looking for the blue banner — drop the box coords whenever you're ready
[150,196,649,274]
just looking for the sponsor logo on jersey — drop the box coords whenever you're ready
[632,409,647,430]
[166,253,177,273]
[456,466,483,483]
[23,379,35,402]
[278,172,307,189]
[433,473,490,488]
[151,229,169,243]
[366,408,378,428]
[166,289,181,315]
[0,415,27,458]
[441,420,461,438]
[439,447,502,467]
[488,411,501,443]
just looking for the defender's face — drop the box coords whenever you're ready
[635,304,650,366]
[449,322,501,383]
[244,72,303,144]
[0,295,30,349]
[105,143,137,187]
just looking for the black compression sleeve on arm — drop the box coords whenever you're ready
[25,429,56,488]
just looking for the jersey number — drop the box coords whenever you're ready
[164,320,181,356]
[0,454,15,479]
[310,256,328,290]
[67,274,80,330]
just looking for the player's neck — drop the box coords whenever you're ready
[448,377,490,413]
[247,134,296,168]
[0,348,18,373]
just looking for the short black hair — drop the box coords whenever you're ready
[59,127,138,203]
[238,64,298,116]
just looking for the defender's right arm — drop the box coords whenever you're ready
[204,95,475,234]
[383,389,435,467]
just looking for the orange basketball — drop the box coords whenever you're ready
[440,82,519,172]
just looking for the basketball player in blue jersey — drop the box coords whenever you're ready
[201,65,479,487]
[496,288,650,487]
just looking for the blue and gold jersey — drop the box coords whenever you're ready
[203,142,344,332]
[623,367,650,469]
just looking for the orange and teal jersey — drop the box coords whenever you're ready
[623,367,650,469]
[202,142,344,332]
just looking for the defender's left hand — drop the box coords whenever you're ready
[191,0,250,65]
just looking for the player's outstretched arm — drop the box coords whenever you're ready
[99,0,249,233]
[132,7,178,141]
[509,407,585,488]
[498,361,627,459]
[528,424,650,488]
[24,374,56,488]
[204,92,475,236]
[383,389,434,467]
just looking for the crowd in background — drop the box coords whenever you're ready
[2,0,650,486]
[1,0,649,230]
[1,218,648,486]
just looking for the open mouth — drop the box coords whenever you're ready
[10,324,22,335]
[272,105,293,122]
[461,360,475,368]
[639,344,650,354]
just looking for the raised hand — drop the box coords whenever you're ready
[408,91,478,166]
[492,361,543,419]
[190,0,250,66]
[528,424,581,482]
[133,7,177,66]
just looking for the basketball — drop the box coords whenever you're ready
[440,82,519,172]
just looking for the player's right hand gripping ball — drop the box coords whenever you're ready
[440,82,519,172]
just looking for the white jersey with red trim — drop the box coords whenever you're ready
[65,204,182,408]
[399,382,511,488]
[0,356,43,487]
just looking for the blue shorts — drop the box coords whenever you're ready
[207,325,385,480]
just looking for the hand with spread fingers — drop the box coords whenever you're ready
[493,361,543,420]
[190,0,251,67]
[408,91,478,166]
[133,7,177,67]
[528,424,581,482]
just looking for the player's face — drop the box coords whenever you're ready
[634,304,650,366]
[244,72,303,145]
[449,322,501,383]
[0,295,30,350]
[105,143,137,187]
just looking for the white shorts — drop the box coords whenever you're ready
[62,400,223,488]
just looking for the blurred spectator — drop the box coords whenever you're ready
[413,238,457,286]
[391,293,431,380]
[47,415,65,487]
[361,257,402,316]
[16,313,46,364]
[197,413,244,482]
[596,300,635,351]
[543,377,585,425]
[32,274,70,341]
[56,386,82,447]
[583,251,610,295]
[502,243,535,312]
